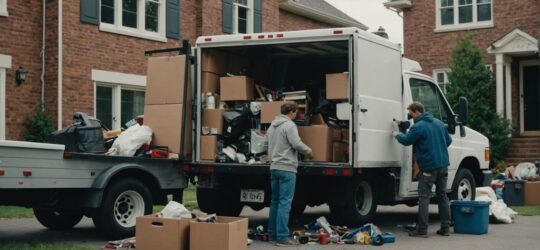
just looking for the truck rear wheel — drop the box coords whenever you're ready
[93,178,153,240]
[33,208,83,230]
[450,168,476,201]
[196,188,243,216]
[330,179,377,226]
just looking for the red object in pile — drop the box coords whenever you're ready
[151,148,169,158]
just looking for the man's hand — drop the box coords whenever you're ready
[392,131,399,137]
[393,119,401,126]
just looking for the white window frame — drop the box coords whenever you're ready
[233,0,254,34]
[435,0,493,32]
[99,0,167,42]
[0,0,8,16]
[0,54,11,140]
[92,69,146,130]
[433,68,451,93]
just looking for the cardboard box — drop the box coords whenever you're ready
[202,72,221,94]
[200,135,219,162]
[326,72,349,100]
[260,101,291,124]
[227,54,252,75]
[190,216,248,250]
[144,104,192,156]
[220,76,254,101]
[202,109,225,134]
[136,214,190,250]
[202,50,228,75]
[298,125,334,162]
[146,55,190,105]
[525,181,540,205]
[332,141,349,162]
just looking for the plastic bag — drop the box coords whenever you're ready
[105,124,152,157]
[159,201,192,219]
[514,162,538,180]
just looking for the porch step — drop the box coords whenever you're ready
[504,137,540,166]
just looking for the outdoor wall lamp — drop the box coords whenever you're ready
[15,66,27,86]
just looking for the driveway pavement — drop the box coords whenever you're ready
[0,205,538,250]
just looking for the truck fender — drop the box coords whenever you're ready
[91,163,160,189]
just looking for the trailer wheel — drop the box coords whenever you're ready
[450,168,476,201]
[33,208,83,230]
[196,188,243,216]
[330,179,377,226]
[93,178,152,240]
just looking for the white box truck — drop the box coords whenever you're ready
[186,27,492,224]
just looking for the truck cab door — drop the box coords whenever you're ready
[399,74,461,197]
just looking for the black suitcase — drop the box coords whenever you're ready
[47,113,105,153]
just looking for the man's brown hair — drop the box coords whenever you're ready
[407,102,425,113]
[281,102,298,115]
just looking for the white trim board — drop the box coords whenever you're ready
[0,68,6,140]
[0,54,12,68]
[91,69,147,87]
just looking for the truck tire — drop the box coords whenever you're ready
[330,179,377,226]
[450,168,476,201]
[93,178,153,240]
[33,208,83,230]
[196,188,243,216]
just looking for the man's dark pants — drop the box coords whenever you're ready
[417,167,451,233]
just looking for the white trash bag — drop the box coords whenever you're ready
[105,124,152,157]
[160,201,192,219]
[514,162,538,180]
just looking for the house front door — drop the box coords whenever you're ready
[521,61,540,134]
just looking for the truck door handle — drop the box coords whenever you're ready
[360,108,368,112]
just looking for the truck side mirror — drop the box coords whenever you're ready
[458,97,469,125]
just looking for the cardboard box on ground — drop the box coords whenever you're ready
[524,181,540,205]
[136,214,190,250]
[190,216,248,250]
[144,54,192,157]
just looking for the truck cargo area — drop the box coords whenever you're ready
[197,40,353,167]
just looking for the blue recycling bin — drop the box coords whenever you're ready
[451,200,491,235]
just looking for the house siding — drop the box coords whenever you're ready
[1,0,350,140]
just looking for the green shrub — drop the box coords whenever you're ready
[23,102,54,142]
[446,34,512,166]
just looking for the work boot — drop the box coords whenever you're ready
[275,238,300,247]
[408,230,428,238]
[436,228,450,236]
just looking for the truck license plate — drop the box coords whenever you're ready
[240,189,264,203]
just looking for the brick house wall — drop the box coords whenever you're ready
[0,1,47,140]
[401,0,540,164]
[1,0,353,140]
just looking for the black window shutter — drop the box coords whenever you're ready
[222,0,233,34]
[80,0,99,25]
[166,0,181,39]
[254,0,262,33]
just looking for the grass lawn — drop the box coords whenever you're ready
[0,242,92,250]
[511,205,540,216]
[1,185,198,219]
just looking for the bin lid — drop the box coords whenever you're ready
[450,200,491,207]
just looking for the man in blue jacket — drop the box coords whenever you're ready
[393,102,452,238]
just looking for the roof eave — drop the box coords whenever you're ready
[383,0,412,11]
[279,0,368,30]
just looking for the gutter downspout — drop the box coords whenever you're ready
[41,0,45,108]
[57,0,62,130]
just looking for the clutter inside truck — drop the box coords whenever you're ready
[198,41,352,165]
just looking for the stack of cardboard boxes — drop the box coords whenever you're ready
[144,55,192,157]
[136,214,248,250]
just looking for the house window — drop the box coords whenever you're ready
[0,0,8,16]
[95,85,145,130]
[99,0,166,42]
[436,0,493,32]
[433,69,451,94]
[233,0,253,34]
